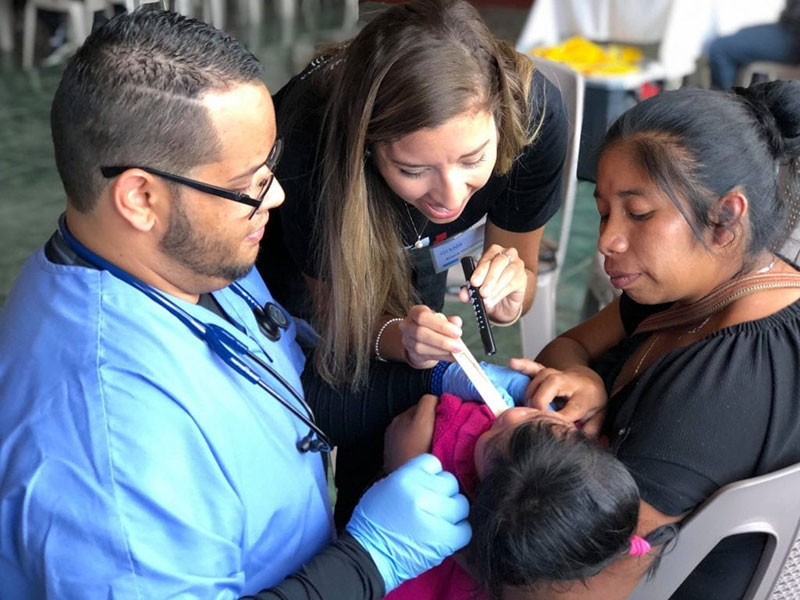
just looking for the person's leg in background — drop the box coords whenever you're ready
[709,23,800,88]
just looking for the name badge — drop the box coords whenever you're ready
[430,222,485,273]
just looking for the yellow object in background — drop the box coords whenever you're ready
[529,37,643,76]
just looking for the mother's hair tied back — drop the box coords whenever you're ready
[733,85,785,160]
[734,81,800,162]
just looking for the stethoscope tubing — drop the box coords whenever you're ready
[57,216,331,453]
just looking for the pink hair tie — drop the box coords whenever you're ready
[629,535,651,556]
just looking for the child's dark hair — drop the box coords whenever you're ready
[468,419,640,599]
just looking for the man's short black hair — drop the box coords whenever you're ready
[51,9,263,212]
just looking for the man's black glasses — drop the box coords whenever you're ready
[101,138,283,220]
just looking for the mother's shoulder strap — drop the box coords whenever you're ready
[635,272,800,335]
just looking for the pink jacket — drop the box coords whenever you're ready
[387,394,494,600]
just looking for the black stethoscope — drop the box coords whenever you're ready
[58,216,331,454]
[229,278,291,345]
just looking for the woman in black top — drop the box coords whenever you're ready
[259,0,566,385]
[259,0,566,525]
[512,81,800,599]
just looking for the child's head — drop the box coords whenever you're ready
[468,408,640,599]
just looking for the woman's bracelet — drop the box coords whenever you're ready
[374,317,404,362]
[429,360,450,396]
[489,304,523,327]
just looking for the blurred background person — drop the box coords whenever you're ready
[708,0,800,88]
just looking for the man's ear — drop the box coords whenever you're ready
[711,190,748,248]
[109,169,167,232]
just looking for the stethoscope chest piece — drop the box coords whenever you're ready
[58,214,329,453]
[253,302,290,341]
[267,302,290,329]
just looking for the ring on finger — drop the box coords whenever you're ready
[498,250,512,262]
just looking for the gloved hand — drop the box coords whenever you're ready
[441,361,531,407]
[346,454,471,592]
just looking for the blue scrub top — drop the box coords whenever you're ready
[0,249,334,598]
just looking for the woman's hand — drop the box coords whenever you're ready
[384,394,439,473]
[459,245,526,324]
[399,306,464,369]
[509,357,609,436]
[441,361,530,408]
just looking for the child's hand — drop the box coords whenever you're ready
[384,394,439,473]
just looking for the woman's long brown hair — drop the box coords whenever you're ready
[311,0,542,387]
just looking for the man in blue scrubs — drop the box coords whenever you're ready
[0,11,470,599]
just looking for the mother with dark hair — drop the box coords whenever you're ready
[511,80,800,598]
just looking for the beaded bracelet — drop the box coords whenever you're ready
[430,360,450,396]
[374,317,403,362]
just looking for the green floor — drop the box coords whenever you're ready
[0,2,601,361]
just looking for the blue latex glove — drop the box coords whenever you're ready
[346,454,472,592]
[441,361,531,407]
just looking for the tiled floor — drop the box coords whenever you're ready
[0,0,601,361]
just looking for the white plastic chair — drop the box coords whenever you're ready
[736,61,800,87]
[236,0,264,27]
[514,0,712,87]
[22,0,117,69]
[173,0,225,29]
[629,462,800,600]
[0,0,13,52]
[581,250,617,320]
[21,0,229,70]
[519,57,584,357]
[130,0,224,29]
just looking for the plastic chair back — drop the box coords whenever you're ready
[629,462,800,600]
[736,61,800,87]
[0,0,13,52]
[519,57,584,357]
[514,0,712,84]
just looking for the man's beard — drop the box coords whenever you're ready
[160,195,254,283]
